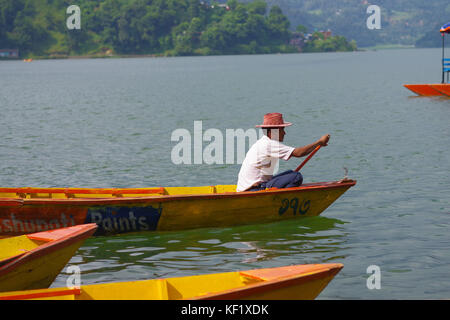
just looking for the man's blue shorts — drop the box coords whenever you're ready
[248,170,303,191]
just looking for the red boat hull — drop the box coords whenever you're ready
[430,84,450,96]
[403,84,448,96]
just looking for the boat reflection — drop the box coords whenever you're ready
[51,216,349,287]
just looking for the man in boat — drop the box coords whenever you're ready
[236,113,330,192]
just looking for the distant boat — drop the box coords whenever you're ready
[404,22,450,96]
[23,59,33,62]
[0,263,343,300]
[403,84,450,96]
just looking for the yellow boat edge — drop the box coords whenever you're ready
[0,263,343,300]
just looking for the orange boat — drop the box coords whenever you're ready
[404,22,450,96]
[430,84,450,96]
[403,84,446,96]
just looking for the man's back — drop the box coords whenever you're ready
[236,135,294,192]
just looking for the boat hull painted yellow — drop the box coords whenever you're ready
[0,180,356,235]
[0,263,343,300]
[0,224,97,292]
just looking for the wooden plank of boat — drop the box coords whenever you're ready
[403,84,445,96]
[430,84,450,96]
[0,180,356,236]
[0,224,97,292]
[0,263,343,300]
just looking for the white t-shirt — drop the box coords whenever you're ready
[236,135,295,192]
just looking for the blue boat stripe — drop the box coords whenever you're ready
[84,205,162,235]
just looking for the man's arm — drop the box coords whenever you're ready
[290,134,330,158]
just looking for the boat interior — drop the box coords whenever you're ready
[0,186,238,199]
[0,181,348,200]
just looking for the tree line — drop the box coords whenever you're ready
[0,0,357,58]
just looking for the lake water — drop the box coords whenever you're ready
[0,48,449,299]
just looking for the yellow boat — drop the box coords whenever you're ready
[0,179,356,236]
[0,224,97,293]
[0,263,343,300]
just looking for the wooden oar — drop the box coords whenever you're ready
[294,145,321,172]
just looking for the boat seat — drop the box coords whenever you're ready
[444,59,450,72]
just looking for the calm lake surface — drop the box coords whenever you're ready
[0,48,449,299]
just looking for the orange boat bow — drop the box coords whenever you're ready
[0,224,97,292]
[403,84,444,96]
[192,263,343,300]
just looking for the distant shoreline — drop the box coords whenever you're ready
[3,45,440,62]
[0,53,169,61]
[359,44,415,50]
[2,50,359,61]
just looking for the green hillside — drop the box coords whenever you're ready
[1,0,449,58]
[0,0,356,58]
[238,0,450,47]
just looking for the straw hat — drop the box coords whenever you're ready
[255,113,292,128]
